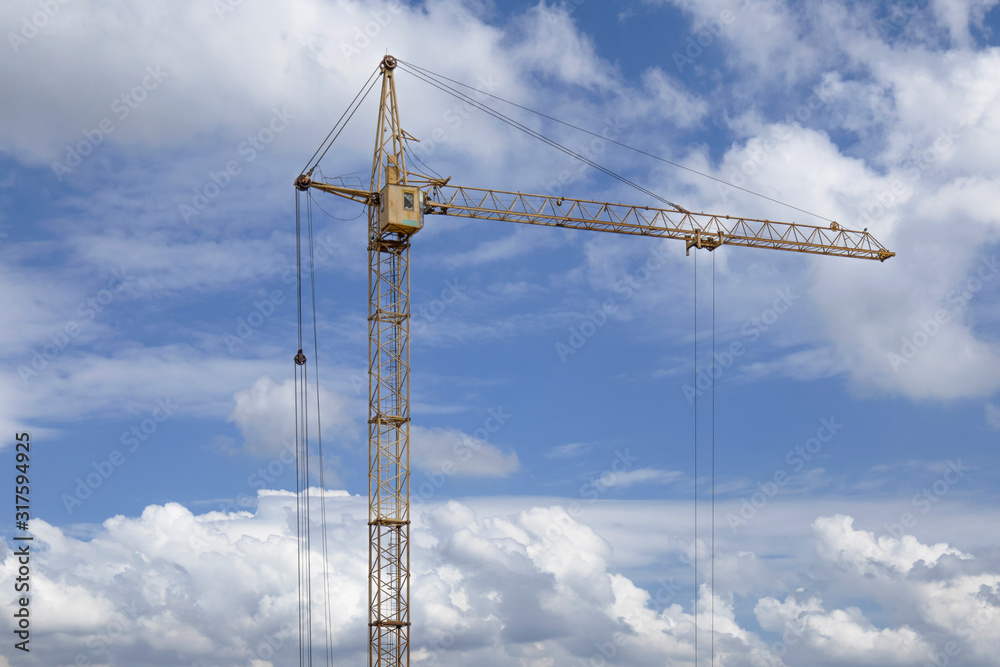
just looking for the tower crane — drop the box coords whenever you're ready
[293,55,894,667]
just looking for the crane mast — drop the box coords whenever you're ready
[364,56,412,667]
[295,55,894,667]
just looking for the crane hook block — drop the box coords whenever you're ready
[294,349,307,366]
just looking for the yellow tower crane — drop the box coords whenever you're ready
[294,55,894,667]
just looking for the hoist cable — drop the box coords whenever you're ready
[294,367,303,667]
[396,59,833,223]
[692,251,720,666]
[302,214,314,667]
[296,191,335,667]
[294,190,307,667]
[296,194,304,351]
[308,193,337,666]
[693,248,699,666]
[302,65,381,175]
[712,250,716,666]
[302,361,314,667]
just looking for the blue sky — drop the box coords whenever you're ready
[2,0,1000,665]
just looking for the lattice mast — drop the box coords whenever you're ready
[366,55,412,667]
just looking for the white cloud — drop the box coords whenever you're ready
[0,497,354,666]
[229,375,297,457]
[410,425,519,478]
[229,375,358,457]
[506,2,620,92]
[930,0,1000,48]
[6,346,286,422]
[596,467,683,489]
[638,67,709,129]
[546,441,591,459]
[659,48,1000,401]
[0,0,623,177]
[755,594,933,665]
[986,402,1000,430]
[442,226,568,269]
[5,494,1000,666]
[812,514,969,576]
[68,233,295,294]
[567,3,995,404]
[0,347,294,452]
[666,0,821,83]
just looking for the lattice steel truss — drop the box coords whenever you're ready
[367,57,411,667]
[425,185,895,261]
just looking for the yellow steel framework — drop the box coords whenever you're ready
[295,54,895,667]
[364,56,411,667]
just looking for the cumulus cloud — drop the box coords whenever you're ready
[229,375,358,457]
[638,67,709,129]
[813,514,969,575]
[755,595,932,665]
[410,424,519,478]
[596,467,683,489]
[5,494,1000,667]
[986,402,1000,430]
[929,0,1000,48]
[546,441,591,459]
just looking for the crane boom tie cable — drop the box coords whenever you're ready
[396,63,686,211]
[396,59,833,224]
[402,65,681,209]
